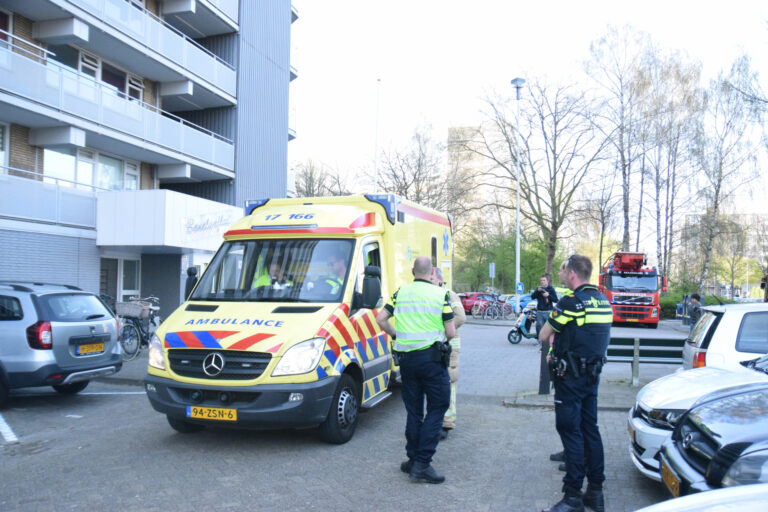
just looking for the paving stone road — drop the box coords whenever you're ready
[0,321,682,511]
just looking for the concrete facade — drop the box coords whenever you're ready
[0,1,297,311]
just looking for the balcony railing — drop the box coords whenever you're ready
[0,37,235,172]
[0,165,101,229]
[65,0,236,96]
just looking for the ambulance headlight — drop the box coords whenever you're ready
[272,337,326,376]
[148,333,165,370]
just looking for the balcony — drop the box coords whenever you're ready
[0,166,99,229]
[163,0,240,37]
[97,189,242,252]
[0,41,234,180]
[12,0,237,106]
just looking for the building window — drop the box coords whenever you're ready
[49,45,145,101]
[79,51,99,79]
[127,75,144,101]
[42,147,142,190]
[0,123,8,171]
[121,259,141,302]
[0,10,11,47]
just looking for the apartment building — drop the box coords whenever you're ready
[0,0,297,316]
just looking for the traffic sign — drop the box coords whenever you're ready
[489,262,496,279]
[516,281,524,293]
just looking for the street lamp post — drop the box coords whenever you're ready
[510,77,526,314]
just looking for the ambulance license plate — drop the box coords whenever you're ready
[77,343,104,355]
[661,458,680,498]
[628,318,638,322]
[627,422,634,443]
[186,406,237,422]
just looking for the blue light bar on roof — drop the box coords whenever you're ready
[244,198,270,216]
[365,194,399,225]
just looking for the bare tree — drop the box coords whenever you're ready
[587,26,652,251]
[472,82,608,276]
[294,159,330,197]
[716,216,747,298]
[693,56,760,293]
[574,170,621,268]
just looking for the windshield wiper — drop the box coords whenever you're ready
[612,286,628,292]
[247,297,310,302]
[86,314,106,320]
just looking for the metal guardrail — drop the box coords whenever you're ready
[607,336,687,386]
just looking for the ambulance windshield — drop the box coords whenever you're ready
[191,239,354,303]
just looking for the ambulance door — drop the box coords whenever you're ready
[351,237,390,385]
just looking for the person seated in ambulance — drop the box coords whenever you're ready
[325,251,347,295]
[252,262,293,291]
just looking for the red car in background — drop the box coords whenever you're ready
[458,292,496,314]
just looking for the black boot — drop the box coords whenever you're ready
[549,450,565,462]
[542,487,584,512]
[582,484,605,512]
[400,459,413,474]
[558,463,566,472]
[409,460,445,484]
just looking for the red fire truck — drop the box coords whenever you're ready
[597,252,667,328]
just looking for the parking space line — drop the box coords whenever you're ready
[81,391,145,395]
[0,412,19,443]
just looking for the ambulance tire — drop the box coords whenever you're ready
[167,415,205,433]
[319,373,360,444]
[0,379,7,407]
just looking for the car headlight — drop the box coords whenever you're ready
[272,337,326,376]
[646,408,686,430]
[722,450,768,486]
[148,333,165,370]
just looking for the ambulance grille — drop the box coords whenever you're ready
[169,349,272,380]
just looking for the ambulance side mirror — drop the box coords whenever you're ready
[356,265,382,310]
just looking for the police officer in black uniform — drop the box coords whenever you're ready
[538,255,612,512]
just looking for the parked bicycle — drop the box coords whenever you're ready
[116,296,160,361]
[471,296,515,320]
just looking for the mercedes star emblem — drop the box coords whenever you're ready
[202,352,225,377]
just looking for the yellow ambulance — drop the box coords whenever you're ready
[145,194,453,443]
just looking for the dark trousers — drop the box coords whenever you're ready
[554,374,605,491]
[398,346,450,464]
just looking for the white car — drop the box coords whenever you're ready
[635,482,768,512]
[682,303,768,371]
[628,355,768,481]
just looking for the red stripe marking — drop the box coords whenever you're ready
[178,331,204,348]
[266,342,283,354]
[326,336,341,357]
[209,331,238,340]
[349,212,376,228]
[398,203,451,227]
[228,333,274,351]
[225,228,354,237]
[361,312,378,337]
[331,315,355,349]
[339,303,350,315]
[353,319,368,352]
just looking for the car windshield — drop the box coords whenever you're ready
[605,273,659,292]
[190,239,354,303]
[688,311,718,347]
[741,354,768,374]
[38,293,113,322]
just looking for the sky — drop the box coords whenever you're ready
[287,0,768,209]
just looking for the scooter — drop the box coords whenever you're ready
[507,302,539,344]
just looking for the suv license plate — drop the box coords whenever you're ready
[661,458,680,498]
[186,406,237,422]
[77,343,104,355]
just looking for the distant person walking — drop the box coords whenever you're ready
[376,256,455,484]
[531,274,558,335]
[689,293,702,331]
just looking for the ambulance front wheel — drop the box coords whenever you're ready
[507,329,521,344]
[167,415,205,433]
[319,373,360,444]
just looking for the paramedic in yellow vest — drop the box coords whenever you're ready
[376,256,455,484]
[253,262,292,289]
[325,249,347,296]
[430,267,465,440]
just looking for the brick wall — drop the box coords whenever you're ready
[12,13,45,62]
[0,229,101,293]
[8,124,43,178]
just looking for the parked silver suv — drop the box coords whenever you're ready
[0,282,122,405]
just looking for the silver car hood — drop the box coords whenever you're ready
[636,366,768,411]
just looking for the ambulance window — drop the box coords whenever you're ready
[431,237,437,266]
[356,241,381,294]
